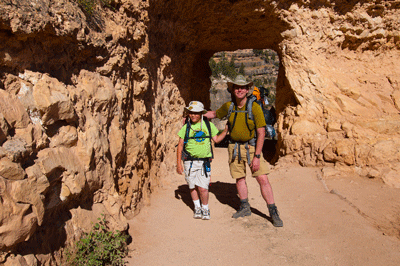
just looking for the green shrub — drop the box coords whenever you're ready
[209,54,237,80]
[77,0,112,15]
[77,0,97,15]
[66,214,129,266]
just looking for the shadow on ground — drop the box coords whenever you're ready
[174,181,271,222]
[262,139,277,163]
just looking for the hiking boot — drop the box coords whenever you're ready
[193,207,202,219]
[268,205,283,227]
[232,203,251,218]
[201,208,210,220]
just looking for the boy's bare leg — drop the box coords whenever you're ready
[198,186,209,205]
[190,188,202,219]
[190,188,199,201]
[198,186,210,220]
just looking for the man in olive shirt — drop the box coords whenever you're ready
[205,75,283,227]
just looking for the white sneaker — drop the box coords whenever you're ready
[193,207,202,219]
[201,208,210,220]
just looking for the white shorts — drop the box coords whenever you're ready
[184,160,211,190]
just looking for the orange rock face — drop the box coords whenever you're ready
[0,0,399,264]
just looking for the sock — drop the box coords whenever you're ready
[240,198,249,205]
[202,204,209,210]
[193,199,201,208]
[267,203,276,209]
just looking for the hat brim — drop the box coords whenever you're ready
[227,80,254,93]
[184,107,207,115]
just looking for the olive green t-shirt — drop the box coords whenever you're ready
[216,101,266,142]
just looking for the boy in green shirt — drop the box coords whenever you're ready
[177,101,228,220]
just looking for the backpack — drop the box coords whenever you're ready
[226,94,276,142]
[182,117,214,161]
[226,94,258,146]
[252,86,261,101]
[258,86,269,98]
[263,106,276,139]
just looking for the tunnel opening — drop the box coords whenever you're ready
[207,48,280,163]
[146,0,299,165]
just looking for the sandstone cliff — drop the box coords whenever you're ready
[0,0,399,265]
[0,0,182,264]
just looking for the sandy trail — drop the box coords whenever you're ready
[126,147,400,265]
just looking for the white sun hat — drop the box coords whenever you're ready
[184,101,207,114]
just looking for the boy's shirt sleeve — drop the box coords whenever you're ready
[177,124,187,139]
[209,122,219,137]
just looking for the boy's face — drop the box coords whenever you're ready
[188,112,201,123]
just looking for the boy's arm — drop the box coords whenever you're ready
[212,124,228,144]
[176,138,184,174]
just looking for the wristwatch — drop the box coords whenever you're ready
[254,154,261,159]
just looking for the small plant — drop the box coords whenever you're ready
[77,0,113,15]
[66,214,129,266]
[77,0,97,15]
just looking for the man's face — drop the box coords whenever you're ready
[232,85,249,99]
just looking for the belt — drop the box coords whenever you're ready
[231,140,255,166]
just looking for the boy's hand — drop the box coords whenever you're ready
[224,123,228,132]
[177,163,184,175]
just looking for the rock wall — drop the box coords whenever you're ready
[0,0,182,264]
[148,0,400,181]
[275,1,400,183]
[0,0,399,264]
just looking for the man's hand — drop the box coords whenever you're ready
[250,157,260,172]
[204,110,216,119]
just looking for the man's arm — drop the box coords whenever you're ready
[250,126,265,172]
[255,126,265,156]
[204,111,216,119]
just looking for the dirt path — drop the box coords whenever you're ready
[126,147,400,265]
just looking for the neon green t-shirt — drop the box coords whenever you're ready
[216,101,266,142]
[178,120,219,158]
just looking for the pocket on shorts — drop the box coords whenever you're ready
[183,161,190,176]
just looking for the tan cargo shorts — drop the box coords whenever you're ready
[184,160,210,189]
[228,143,270,179]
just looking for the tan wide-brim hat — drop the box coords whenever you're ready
[226,75,254,96]
[184,101,207,115]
